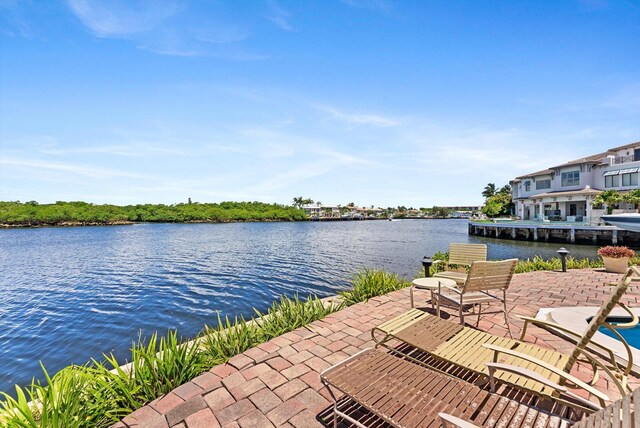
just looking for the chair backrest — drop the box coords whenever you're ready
[448,243,487,266]
[571,386,638,427]
[564,266,640,373]
[462,259,518,293]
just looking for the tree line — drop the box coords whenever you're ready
[0,201,307,226]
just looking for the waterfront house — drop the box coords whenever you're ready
[302,203,341,219]
[510,142,640,224]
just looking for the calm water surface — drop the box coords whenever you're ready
[0,220,599,391]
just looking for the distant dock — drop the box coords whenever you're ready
[468,221,640,246]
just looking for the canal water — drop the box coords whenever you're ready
[0,220,599,391]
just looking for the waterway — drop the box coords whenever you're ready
[0,220,599,391]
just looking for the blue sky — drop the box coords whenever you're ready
[1,0,639,207]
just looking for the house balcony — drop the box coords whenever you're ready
[614,154,637,164]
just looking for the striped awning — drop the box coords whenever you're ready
[603,170,620,176]
[619,168,639,174]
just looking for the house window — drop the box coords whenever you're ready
[561,170,580,187]
[524,181,530,192]
[622,173,638,187]
[605,175,620,188]
[536,179,551,190]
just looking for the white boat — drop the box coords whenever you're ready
[601,213,640,232]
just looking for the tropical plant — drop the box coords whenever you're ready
[0,364,109,428]
[597,246,636,259]
[482,183,497,199]
[94,330,205,414]
[340,269,411,305]
[623,189,640,207]
[254,295,341,340]
[594,190,622,214]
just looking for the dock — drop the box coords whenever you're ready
[468,221,640,245]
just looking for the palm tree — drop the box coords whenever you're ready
[594,190,622,214]
[482,183,496,199]
[623,189,640,210]
[498,184,511,195]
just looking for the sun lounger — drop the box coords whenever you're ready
[371,267,640,409]
[321,347,595,428]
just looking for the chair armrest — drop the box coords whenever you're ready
[516,316,617,362]
[432,260,445,265]
[482,344,609,404]
[485,363,602,412]
[438,413,480,428]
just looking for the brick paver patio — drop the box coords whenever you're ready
[112,269,640,428]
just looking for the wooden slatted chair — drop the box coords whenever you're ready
[371,266,640,410]
[439,387,640,427]
[320,347,595,428]
[433,243,488,285]
[433,258,518,338]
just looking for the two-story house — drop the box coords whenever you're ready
[510,142,640,224]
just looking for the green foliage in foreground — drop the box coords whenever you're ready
[514,256,603,273]
[0,295,341,428]
[0,201,307,226]
[426,250,640,275]
[514,255,640,273]
[339,269,411,305]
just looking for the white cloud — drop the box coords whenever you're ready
[266,0,293,31]
[39,143,188,157]
[67,0,178,37]
[318,105,400,127]
[1,157,148,179]
[66,0,261,58]
[341,0,392,13]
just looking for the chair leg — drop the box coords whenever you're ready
[459,296,464,325]
[503,295,513,339]
[476,303,482,327]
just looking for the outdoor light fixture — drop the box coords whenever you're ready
[422,256,433,277]
[557,247,570,272]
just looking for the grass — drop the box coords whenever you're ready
[0,294,341,428]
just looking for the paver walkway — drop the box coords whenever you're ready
[112,269,640,428]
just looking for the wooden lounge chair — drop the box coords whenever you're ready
[432,243,487,285]
[433,259,518,338]
[321,347,595,428]
[440,387,640,427]
[371,267,640,409]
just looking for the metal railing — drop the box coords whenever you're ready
[614,154,636,164]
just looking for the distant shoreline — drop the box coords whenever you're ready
[0,217,470,229]
[0,218,299,229]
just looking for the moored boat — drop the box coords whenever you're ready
[601,213,640,232]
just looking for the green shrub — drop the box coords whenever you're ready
[200,315,262,367]
[254,295,342,341]
[340,269,411,305]
[93,331,205,413]
[0,364,107,428]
